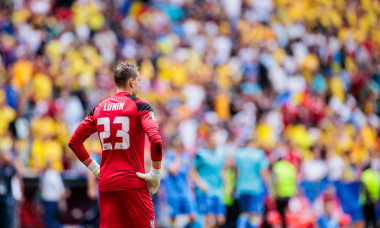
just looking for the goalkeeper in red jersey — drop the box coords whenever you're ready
[68,62,163,228]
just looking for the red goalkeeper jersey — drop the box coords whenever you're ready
[69,92,163,191]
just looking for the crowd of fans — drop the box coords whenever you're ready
[1,0,380,227]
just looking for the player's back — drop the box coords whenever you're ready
[236,148,268,194]
[92,92,148,191]
[195,148,225,197]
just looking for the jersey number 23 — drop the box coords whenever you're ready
[97,116,130,150]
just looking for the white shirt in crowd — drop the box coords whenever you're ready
[40,169,65,202]
[302,159,328,182]
[327,155,344,181]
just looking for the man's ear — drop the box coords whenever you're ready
[128,78,134,88]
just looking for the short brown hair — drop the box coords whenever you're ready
[114,62,139,87]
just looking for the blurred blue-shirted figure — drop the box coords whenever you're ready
[164,137,195,227]
[235,140,269,228]
[191,132,226,228]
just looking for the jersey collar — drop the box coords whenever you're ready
[114,92,131,96]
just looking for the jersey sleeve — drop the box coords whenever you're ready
[68,114,97,162]
[137,100,163,161]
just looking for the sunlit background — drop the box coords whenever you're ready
[0,0,380,227]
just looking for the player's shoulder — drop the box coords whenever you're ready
[237,147,255,158]
[88,99,109,117]
[196,148,209,158]
[125,94,149,104]
[125,95,154,112]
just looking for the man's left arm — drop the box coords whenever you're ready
[135,101,163,194]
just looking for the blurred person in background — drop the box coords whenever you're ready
[235,139,269,228]
[326,147,344,184]
[286,190,314,228]
[82,150,101,227]
[359,163,380,228]
[317,197,340,228]
[314,186,351,227]
[164,136,196,228]
[11,172,24,228]
[222,154,238,228]
[302,145,328,183]
[40,160,68,228]
[191,131,226,228]
[29,127,64,174]
[284,140,302,172]
[272,154,297,228]
[0,150,23,228]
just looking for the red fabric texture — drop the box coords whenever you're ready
[99,188,155,228]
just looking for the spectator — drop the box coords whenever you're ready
[40,161,67,228]
[82,150,101,227]
[164,137,196,227]
[317,198,340,228]
[0,151,22,228]
[287,191,314,228]
[313,186,349,223]
[326,147,344,183]
[302,146,328,182]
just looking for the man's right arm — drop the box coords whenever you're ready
[68,115,100,177]
[190,154,208,193]
[190,168,208,193]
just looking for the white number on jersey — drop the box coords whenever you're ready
[97,116,130,151]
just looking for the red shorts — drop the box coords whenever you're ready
[99,187,156,228]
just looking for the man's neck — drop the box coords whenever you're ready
[117,87,133,94]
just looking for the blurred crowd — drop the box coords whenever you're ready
[1,0,380,227]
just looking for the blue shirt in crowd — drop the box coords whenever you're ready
[194,147,225,198]
[164,150,193,199]
[317,215,339,228]
[235,147,268,195]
